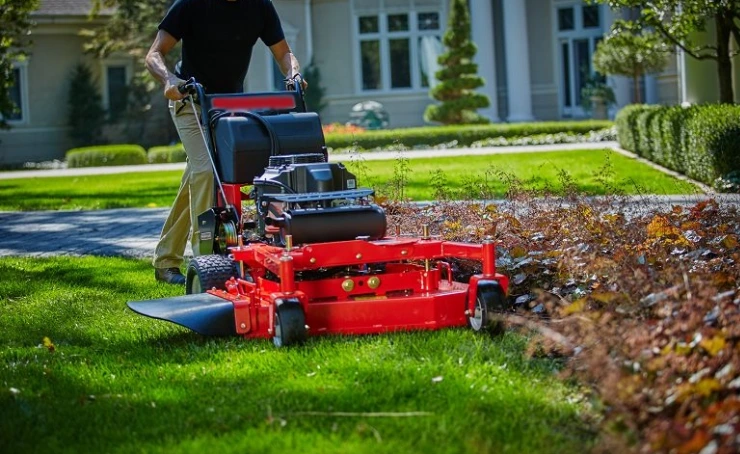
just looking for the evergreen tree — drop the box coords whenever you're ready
[302,59,327,115]
[424,0,489,125]
[68,64,106,147]
[0,0,39,129]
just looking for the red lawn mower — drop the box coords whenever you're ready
[127,76,509,347]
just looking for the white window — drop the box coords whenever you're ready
[3,61,29,124]
[555,1,604,117]
[353,0,444,93]
[101,60,132,121]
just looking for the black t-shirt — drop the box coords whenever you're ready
[159,0,285,94]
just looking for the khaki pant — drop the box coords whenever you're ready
[152,99,214,269]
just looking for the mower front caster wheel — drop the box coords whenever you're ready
[273,300,307,347]
[186,255,236,295]
[469,283,507,334]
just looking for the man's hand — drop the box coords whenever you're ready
[164,75,187,101]
[288,72,309,91]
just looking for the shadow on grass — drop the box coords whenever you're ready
[1,332,596,454]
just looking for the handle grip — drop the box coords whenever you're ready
[177,77,197,95]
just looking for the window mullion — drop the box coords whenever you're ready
[379,12,390,91]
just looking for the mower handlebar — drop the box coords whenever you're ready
[284,73,307,111]
[177,77,199,95]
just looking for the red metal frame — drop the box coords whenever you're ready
[203,237,508,339]
[205,158,510,340]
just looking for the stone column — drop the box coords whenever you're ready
[502,0,534,121]
[470,0,499,122]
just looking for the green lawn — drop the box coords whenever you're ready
[346,149,699,201]
[0,256,595,454]
[0,149,698,211]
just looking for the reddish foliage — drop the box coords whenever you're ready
[384,196,740,453]
[322,122,366,135]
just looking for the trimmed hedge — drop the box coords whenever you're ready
[66,145,147,168]
[615,104,649,153]
[148,144,187,163]
[684,104,740,184]
[615,103,740,189]
[324,120,614,150]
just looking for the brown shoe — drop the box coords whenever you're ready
[155,267,186,285]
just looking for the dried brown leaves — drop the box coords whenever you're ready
[385,197,740,453]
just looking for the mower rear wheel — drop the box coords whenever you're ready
[273,300,307,347]
[186,255,235,295]
[469,285,507,334]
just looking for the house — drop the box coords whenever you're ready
[0,0,733,166]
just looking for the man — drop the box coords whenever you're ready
[145,0,306,284]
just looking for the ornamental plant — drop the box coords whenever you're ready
[424,0,490,125]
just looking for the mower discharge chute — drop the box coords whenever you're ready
[127,76,510,347]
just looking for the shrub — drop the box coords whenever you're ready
[684,104,740,184]
[66,144,147,168]
[424,0,489,125]
[148,144,187,163]
[68,64,106,147]
[614,104,649,152]
[325,120,614,150]
[634,105,661,158]
[658,105,698,173]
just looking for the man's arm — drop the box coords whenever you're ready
[270,39,308,89]
[146,30,186,101]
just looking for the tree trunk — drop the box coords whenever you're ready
[633,72,642,104]
[715,13,734,103]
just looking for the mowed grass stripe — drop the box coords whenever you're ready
[0,256,596,453]
[0,149,698,211]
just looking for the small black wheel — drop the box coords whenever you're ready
[273,300,307,347]
[186,254,236,294]
[469,284,507,334]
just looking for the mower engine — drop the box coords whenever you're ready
[128,78,510,348]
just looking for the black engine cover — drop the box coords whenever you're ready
[213,112,326,184]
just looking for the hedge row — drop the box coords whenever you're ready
[65,120,614,168]
[615,103,740,186]
[147,144,187,163]
[66,145,148,168]
[66,144,187,168]
[324,120,614,150]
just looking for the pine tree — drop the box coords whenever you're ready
[68,64,106,147]
[424,0,490,125]
[0,0,39,129]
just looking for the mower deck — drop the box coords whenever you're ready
[128,236,509,341]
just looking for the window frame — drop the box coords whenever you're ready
[553,1,604,118]
[352,0,445,95]
[100,59,132,120]
[3,60,30,125]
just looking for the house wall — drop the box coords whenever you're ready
[0,24,94,165]
[308,0,445,128]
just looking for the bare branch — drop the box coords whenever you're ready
[653,21,718,60]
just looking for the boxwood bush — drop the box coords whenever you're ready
[658,105,699,174]
[148,144,187,163]
[615,103,740,189]
[634,105,662,159]
[684,104,740,184]
[324,120,614,150]
[66,145,147,168]
[614,104,650,153]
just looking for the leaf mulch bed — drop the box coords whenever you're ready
[385,195,739,454]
